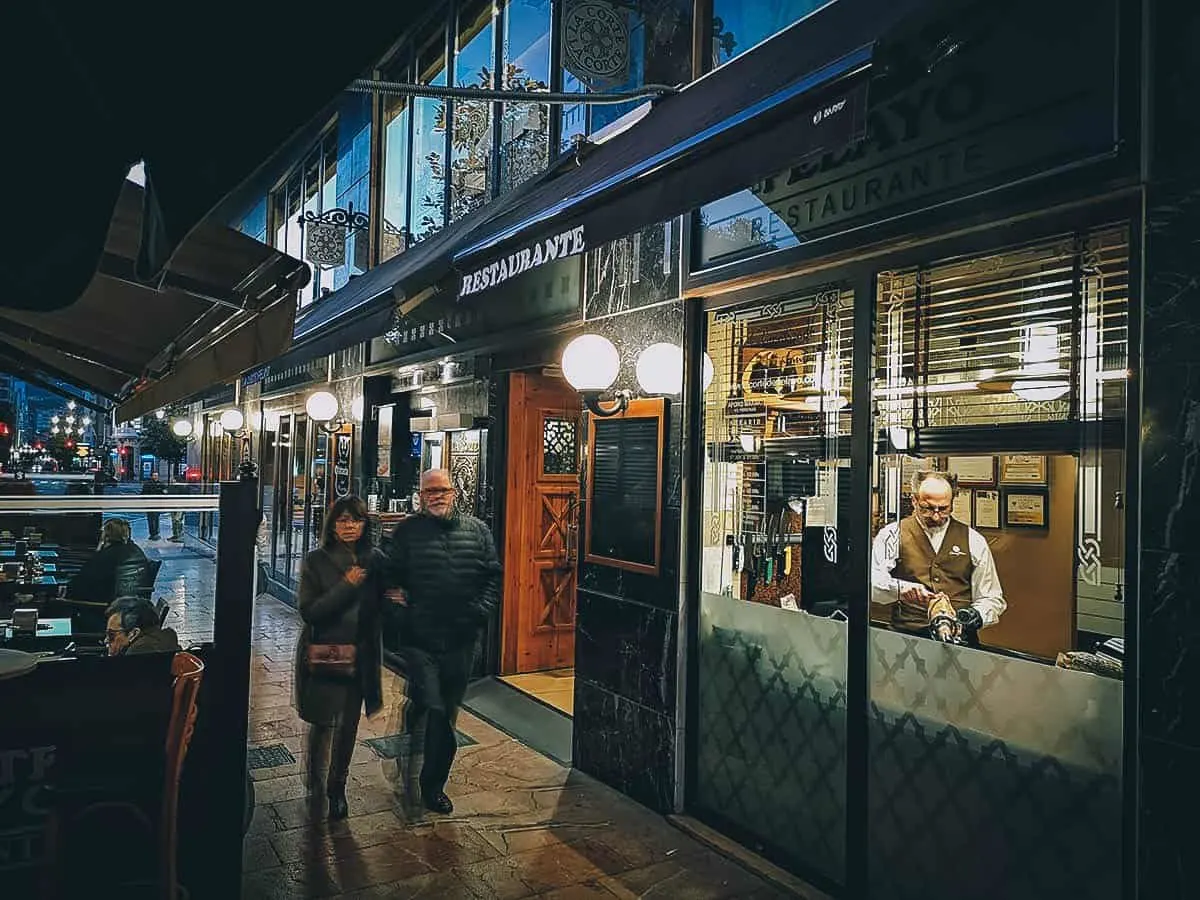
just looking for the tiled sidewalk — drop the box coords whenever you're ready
[242,594,790,899]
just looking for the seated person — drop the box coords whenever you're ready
[67,519,148,605]
[105,596,180,656]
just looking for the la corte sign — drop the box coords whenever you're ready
[458,225,585,299]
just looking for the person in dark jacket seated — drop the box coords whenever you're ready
[105,596,180,656]
[385,468,502,817]
[67,519,148,606]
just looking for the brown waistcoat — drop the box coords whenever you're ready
[891,516,975,627]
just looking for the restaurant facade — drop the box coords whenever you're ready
[170,0,1197,896]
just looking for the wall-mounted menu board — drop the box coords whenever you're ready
[585,398,666,575]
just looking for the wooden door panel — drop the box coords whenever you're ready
[502,372,581,674]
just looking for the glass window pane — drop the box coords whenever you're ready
[451,0,497,222]
[559,0,693,151]
[290,416,308,586]
[867,227,1129,899]
[319,137,338,297]
[380,58,412,263]
[499,0,551,194]
[411,32,448,241]
[711,0,837,68]
[694,287,854,883]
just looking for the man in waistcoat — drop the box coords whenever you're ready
[871,471,1006,645]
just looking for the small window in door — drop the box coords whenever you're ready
[542,415,578,476]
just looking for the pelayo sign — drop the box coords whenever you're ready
[459,226,586,299]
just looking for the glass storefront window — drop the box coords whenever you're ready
[711,0,836,68]
[499,0,551,194]
[559,0,693,151]
[451,1,497,222]
[411,31,448,242]
[269,131,339,308]
[379,56,412,263]
[866,227,1128,899]
[695,286,854,883]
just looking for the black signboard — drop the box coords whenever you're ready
[369,254,582,366]
[586,406,664,574]
[334,430,352,498]
[696,0,1120,268]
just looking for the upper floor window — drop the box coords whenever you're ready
[380,54,413,263]
[499,0,551,194]
[269,130,339,309]
[450,0,498,223]
[411,30,449,242]
[560,0,694,151]
[711,0,836,68]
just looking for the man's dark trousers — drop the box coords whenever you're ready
[398,641,476,800]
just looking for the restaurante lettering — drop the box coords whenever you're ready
[459,226,586,299]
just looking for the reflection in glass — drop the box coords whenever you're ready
[290,416,308,586]
[411,32,448,241]
[500,0,551,194]
[694,288,853,883]
[451,0,496,222]
[711,0,836,67]
[866,228,1129,900]
[559,0,693,150]
[380,58,411,262]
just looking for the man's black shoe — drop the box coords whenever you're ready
[328,791,349,820]
[423,791,453,814]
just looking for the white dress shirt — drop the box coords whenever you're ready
[870,518,1007,627]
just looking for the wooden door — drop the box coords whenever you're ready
[502,372,582,674]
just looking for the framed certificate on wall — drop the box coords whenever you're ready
[952,489,973,525]
[947,456,996,486]
[1003,489,1049,528]
[975,490,1001,529]
[999,454,1048,485]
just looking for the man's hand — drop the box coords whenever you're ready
[899,583,934,605]
[344,565,368,587]
[386,588,407,605]
[956,607,984,633]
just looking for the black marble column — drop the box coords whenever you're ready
[1138,4,1200,896]
[573,300,685,814]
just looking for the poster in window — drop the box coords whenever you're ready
[947,455,996,486]
[1003,489,1048,528]
[975,490,1000,529]
[1000,454,1048,485]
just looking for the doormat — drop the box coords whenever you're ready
[247,744,297,770]
[362,731,477,760]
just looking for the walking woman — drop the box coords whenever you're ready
[294,495,384,819]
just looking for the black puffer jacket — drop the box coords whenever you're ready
[384,512,501,652]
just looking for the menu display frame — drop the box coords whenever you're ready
[1002,488,1049,529]
[999,454,1049,486]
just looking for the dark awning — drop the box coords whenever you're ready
[9,2,419,316]
[285,0,943,359]
[0,181,309,421]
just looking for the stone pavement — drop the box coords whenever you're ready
[242,595,791,900]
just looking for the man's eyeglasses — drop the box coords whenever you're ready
[420,488,454,497]
[916,502,952,514]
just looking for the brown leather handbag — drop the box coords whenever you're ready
[306,642,357,677]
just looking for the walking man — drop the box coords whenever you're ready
[385,468,501,816]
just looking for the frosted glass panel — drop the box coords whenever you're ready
[696,591,846,881]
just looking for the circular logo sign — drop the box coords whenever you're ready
[562,1,630,84]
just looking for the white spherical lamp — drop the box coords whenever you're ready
[306,390,339,423]
[635,342,684,395]
[351,396,364,422]
[172,419,193,438]
[219,409,245,432]
[561,334,620,392]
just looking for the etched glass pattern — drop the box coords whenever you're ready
[542,415,578,475]
[695,593,847,882]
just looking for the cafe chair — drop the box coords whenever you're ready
[161,651,205,900]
